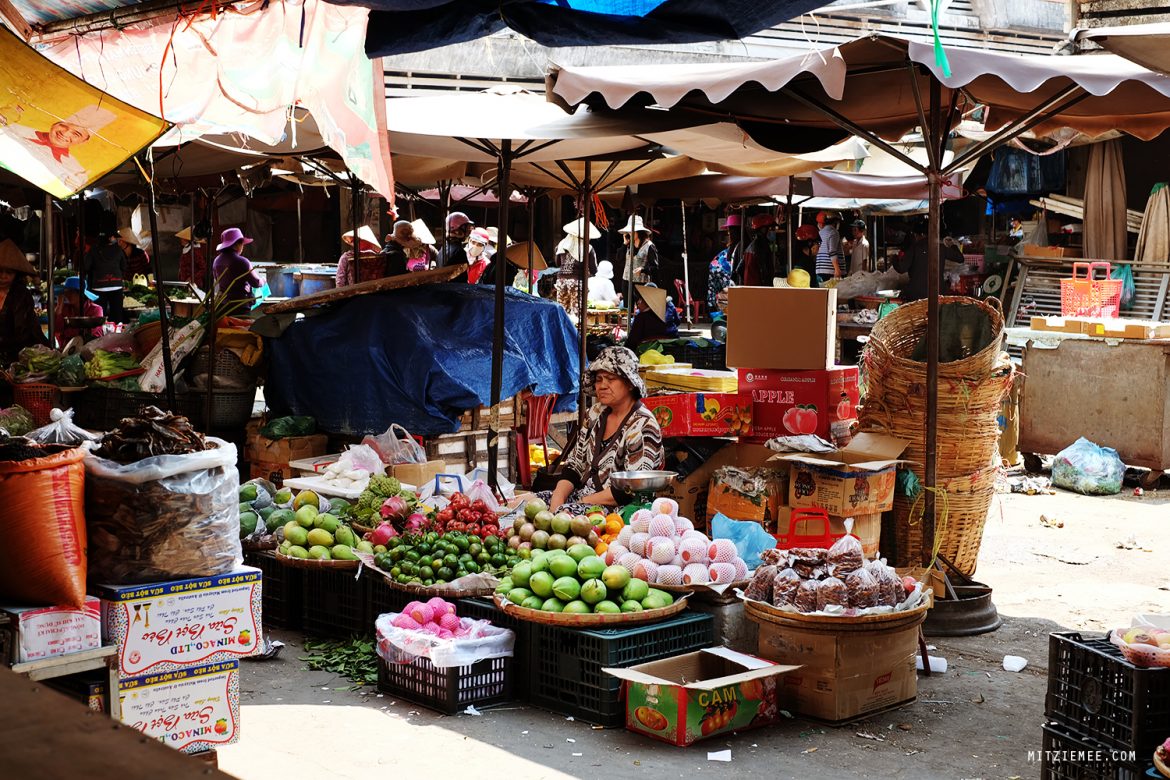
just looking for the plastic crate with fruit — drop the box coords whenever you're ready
[1040,721,1152,780]
[377,654,512,715]
[244,551,303,631]
[527,612,714,726]
[368,580,412,628]
[301,568,368,637]
[1045,631,1170,755]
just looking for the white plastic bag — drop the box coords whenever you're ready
[466,466,515,500]
[361,423,426,465]
[83,438,243,583]
[138,319,206,392]
[465,479,502,513]
[375,614,515,669]
[416,473,470,503]
[1051,437,1124,496]
[27,408,100,445]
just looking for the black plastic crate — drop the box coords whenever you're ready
[457,598,531,700]
[527,611,715,726]
[677,341,727,371]
[300,568,368,637]
[377,654,512,715]
[1040,721,1153,779]
[1046,631,1170,754]
[245,551,303,631]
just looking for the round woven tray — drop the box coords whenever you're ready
[742,595,929,631]
[362,554,499,597]
[275,550,360,570]
[1154,751,1169,779]
[492,592,689,626]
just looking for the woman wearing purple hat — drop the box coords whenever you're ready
[213,227,261,314]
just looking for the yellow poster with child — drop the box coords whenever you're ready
[0,26,168,198]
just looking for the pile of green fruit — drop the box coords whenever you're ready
[373,532,520,587]
[239,482,352,542]
[495,545,676,615]
[272,490,369,562]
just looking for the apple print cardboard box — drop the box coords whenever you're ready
[118,659,240,754]
[96,567,262,678]
[606,647,800,746]
[737,366,859,446]
[775,433,909,516]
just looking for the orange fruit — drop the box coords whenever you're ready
[605,516,624,535]
[595,541,608,555]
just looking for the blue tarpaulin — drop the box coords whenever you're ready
[333,0,825,57]
[264,284,580,435]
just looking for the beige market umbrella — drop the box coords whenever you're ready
[1083,139,1128,261]
[1134,184,1170,267]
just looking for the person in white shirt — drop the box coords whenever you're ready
[0,105,116,193]
[588,260,622,306]
[848,219,871,275]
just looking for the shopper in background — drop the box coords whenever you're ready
[176,226,207,287]
[706,215,740,310]
[465,227,493,284]
[53,276,103,347]
[619,215,658,287]
[0,240,45,363]
[81,233,125,323]
[553,218,599,325]
[744,213,777,286]
[117,228,151,281]
[625,283,679,348]
[437,212,473,268]
[588,260,621,307]
[213,227,262,314]
[846,219,870,275]
[380,221,415,278]
[815,211,843,285]
[336,225,385,287]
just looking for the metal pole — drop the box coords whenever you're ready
[738,208,746,283]
[579,162,593,427]
[923,79,942,567]
[680,202,692,325]
[487,140,512,490]
[143,165,176,411]
[45,194,54,347]
[527,191,536,289]
[786,190,794,275]
[204,192,218,430]
[296,191,304,263]
[625,206,635,332]
[350,176,360,260]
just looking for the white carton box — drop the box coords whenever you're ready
[118,660,240,754]
[0,597,102,664]
[96,567,262,677]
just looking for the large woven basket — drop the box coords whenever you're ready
[891,463,1000,577]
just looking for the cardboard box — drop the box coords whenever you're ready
[392,459,446,488]
[97,568,262,677]
[118,660,240,754]
[738,367,859,445]
[45,670,109,713]
[1079,318,1170,340]
[1021,244,1072,259]
[659,443,776,529]
[0,597,102,664]
[754,619,919,722]
[644,392,752,437]
[1029,315,1085,335]
[706,466,788,531]
[246,432,329,486]
[778,433,909,516]
[606,647,799,746]
[727,287,837,370]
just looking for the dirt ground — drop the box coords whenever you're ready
[216,486,1169,780]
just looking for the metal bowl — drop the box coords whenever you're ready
[609,470,678,493]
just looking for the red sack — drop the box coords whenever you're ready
[0,447,87,607]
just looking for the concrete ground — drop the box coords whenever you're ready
[216,486,1169,780]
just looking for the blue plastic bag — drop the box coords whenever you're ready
[1051,437,1124,496]
[711,512,777,570]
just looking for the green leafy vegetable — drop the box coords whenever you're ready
[301,637,379,689]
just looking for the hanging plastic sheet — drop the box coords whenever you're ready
[985,147,1067,196]
[265,284,579,435]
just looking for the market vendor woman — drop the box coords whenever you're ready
[545,346,663,512]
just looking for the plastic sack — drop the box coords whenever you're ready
[138,319,205,392]
[1111,264,1137,310]
[827,520,864,574]
[711,511,778,570]
[1051,437,1125,496]
[465,479,501,513]
[466,466,515,500]
[361,423,426,465]
[260,415,316,439]
[84,437,243,584]
[28,408,100,445]
[0,445,88,607]
[375,613,515,669]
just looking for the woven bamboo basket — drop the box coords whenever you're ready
[891,464,1000,577]
[863,296,1005,379]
